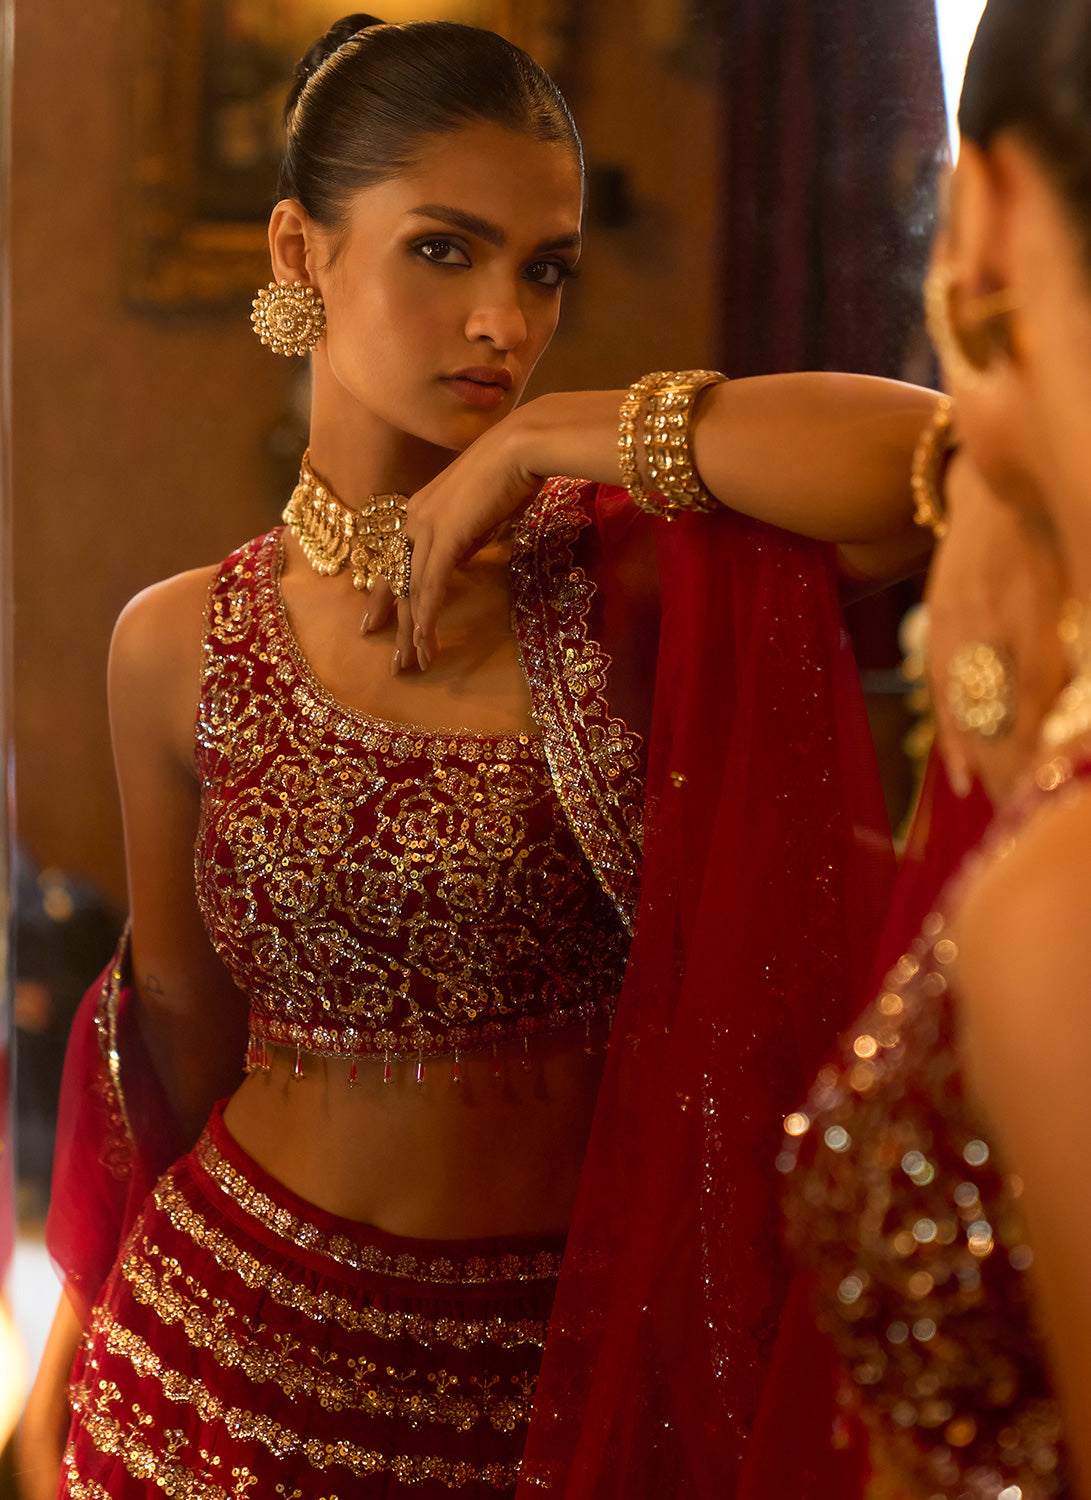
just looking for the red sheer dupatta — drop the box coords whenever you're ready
[519,507,896,1496]
[47,929,197,1319]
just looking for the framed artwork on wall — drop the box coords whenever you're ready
[123,0,514,307]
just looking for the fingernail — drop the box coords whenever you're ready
[950,764,972,799]
[413,624,423,647]
[390,648,402,677]
[416,645,431,672]
[360,612,371,637]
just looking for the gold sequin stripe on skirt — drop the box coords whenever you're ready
[61,1103,565,1498]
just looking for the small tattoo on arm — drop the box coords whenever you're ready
[141,972,167,998]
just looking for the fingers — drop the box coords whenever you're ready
[361,579,397,636]
[408,526,462,667]
[391,596,415,676]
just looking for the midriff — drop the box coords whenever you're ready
[221,1021,607,1239]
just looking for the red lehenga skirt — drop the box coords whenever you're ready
[60,1105,564,1498]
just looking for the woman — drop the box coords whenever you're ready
[26,16,935,1497]
[782,2,1091,1495]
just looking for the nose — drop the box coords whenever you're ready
[464,283,528,351]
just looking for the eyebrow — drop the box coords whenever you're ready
[408,204,581,255]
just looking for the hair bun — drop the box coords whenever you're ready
[286,14,385,115]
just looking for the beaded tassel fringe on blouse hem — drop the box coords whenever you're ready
[61,1102,564,1499]
[246,1016,607,1088]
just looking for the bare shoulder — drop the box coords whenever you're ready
[108,563,220,764]
[110,564,219,673]
[955,780,1091,1106]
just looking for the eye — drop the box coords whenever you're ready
[524,259,578,289]
[413,238,471,268]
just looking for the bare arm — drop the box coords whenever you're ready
[107,569,248,1145]
[957,795,1091,1499]
[16,1292,82,1499]
[16,570,247,1499]
[398,375,936,666]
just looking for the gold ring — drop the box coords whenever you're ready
[946,642,1015,738]
[373,531,412,598]
[396,531,414,594]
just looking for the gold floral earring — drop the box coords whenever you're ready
[924,262,1018,391]
[251,279,326,356]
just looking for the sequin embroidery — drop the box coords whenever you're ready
[194,527,632,1061]
[62,1121,561,1495]
[782,768,1081,1498]
[510,477,645,935]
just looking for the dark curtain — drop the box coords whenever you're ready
[717,0,949,828]
[718,0,948,380]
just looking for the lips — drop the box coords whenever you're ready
[440,366,514,410]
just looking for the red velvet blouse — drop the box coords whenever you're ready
[194,526,633,1063]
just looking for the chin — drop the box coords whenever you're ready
[429,406,510,454]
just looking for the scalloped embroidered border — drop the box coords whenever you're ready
[511,478,645,936]
[193,1134,564,1285]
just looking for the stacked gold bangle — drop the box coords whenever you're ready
[617,373,663,510]
[910,395,956,540]
[617,369,729,519]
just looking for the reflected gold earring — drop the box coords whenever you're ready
[251,279,326,356]
[924,263,1017,392]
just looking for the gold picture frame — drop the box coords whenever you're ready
[123,0,532,308]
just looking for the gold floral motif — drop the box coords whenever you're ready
[194,531,629,1062]
[510,478,646,936]
[63,1407,235,1500]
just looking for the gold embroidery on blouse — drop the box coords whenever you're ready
[68,1377,522,1488]
[510,478,646,935]
[194,531,629,1061]
[192,1138,562,1284]
[125,1191,550,1350]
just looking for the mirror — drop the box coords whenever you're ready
[8,0,959,1432]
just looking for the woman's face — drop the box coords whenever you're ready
[308,121,584,452]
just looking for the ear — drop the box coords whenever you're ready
[269,199,316,286]
[945,140,1016,314]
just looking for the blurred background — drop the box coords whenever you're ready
[1,0,986,1464]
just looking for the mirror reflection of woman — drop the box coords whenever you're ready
[783,2,1091,1495]
[24,15,938,1497]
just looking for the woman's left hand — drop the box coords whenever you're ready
[400,416,546,670]
[366,392,625,670]
[359,418,542,668]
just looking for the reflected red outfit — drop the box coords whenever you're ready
[51,478,893,1495]
[782,757,1079,1496]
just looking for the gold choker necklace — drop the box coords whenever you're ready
[282,449,412,596]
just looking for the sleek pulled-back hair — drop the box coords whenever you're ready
[278,15,583,231]
[959,0,1091,261]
